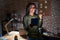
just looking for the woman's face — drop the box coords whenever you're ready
[29,5,36,14]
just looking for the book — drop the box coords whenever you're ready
[31,18,39,26]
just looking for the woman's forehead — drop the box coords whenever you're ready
[30,5,35,7]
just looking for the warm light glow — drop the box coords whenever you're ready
[40,3,43,8]
[45,6,47,9]
[45,0,47,3]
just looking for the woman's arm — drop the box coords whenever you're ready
[23,16,29,31]
[38,14,43,27]
[38,14,43,33]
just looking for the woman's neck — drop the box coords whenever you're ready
[29,12,34,16]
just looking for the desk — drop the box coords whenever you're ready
[3,31,27,40]
[2,29,60,40]
[42,32,60,40]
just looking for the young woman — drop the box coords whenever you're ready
[23,3,43,40]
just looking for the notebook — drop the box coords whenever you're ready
[31,18,39,26]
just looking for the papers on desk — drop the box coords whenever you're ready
[43,32,50,36]
[8,31,27,40]
[43,32,54,37]
[1,31,27,40]
[8,31,19,36]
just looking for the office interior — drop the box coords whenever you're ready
[0,0,60,40]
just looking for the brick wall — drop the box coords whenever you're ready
[42,0,60,34]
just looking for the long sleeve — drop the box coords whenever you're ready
[38,18,43,28]
[23,16,28,31]
[38,14,43,28]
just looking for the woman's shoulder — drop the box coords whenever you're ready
[24,14,38,18]
[23,15,29,19]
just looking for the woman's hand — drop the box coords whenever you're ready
[39,14,43,20]
[29,24,34,29]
